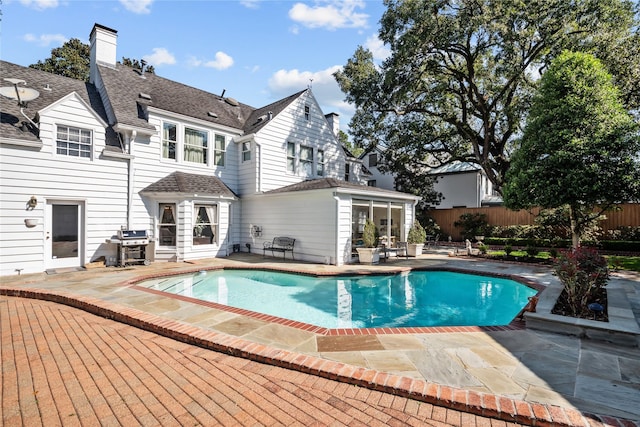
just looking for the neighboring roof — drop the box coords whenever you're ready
[140,171,237,198]
[428,161,481,175]
[97,63,255,132]
[0,61,114,144]
[243,90,307,134]
[263,178,417,199]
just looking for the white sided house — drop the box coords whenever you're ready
[360,148,502,209]
[0,23,419,276]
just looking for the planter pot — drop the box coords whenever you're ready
[356,247,380,264]
[407,243,424,257]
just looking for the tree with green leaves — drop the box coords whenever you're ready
[30,39,154,82]
[502,51,640,248]
[334,0,639,195]
[30,38,91,81]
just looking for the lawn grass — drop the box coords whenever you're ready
[606,255,640,272]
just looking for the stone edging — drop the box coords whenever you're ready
[1,285,633,427]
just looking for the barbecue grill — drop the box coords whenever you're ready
[113,229,150,267]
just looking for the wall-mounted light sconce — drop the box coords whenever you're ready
[27,195,38,210]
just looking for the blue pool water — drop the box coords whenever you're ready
[139,269,537,329]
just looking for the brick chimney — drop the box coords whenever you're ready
[89,23,118,84]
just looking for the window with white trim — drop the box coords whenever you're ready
[242,141,251,162]
[56,125,92,158]
[317,149,325,176]
[300,145,313,176]
[304,105,310,120]
[162,122,177,160]
[159,203,177,247]
[193,204,218,245]
[286,142,296,173]
[184,127,208,164]
[214,134,225,166]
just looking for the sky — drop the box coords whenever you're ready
[1,0,391,133]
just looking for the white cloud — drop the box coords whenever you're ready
[204,52,234,70]
[143,48,176,66]
[23,33,68,47]
[364,34,390,61]
[288,0,368,30]
[240,0,260,9]
[19,0,59,10]
[119,0,153,14]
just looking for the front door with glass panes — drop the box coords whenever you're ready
[46,201,83,269]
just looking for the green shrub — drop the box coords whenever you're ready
[478,244,488,254]
[362,219,378,248]
[407,220,427,244]
[503,244,513,255]
[525,245,539,257]
[454,213,490,240]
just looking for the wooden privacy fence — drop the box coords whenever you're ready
[427,203,640,241]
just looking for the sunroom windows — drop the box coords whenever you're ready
[161,120,227,167]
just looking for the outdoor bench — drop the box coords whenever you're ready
[263,237,296,259]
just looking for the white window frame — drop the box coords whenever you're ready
[317,149,325,176]
[214,134,226,167]
[56,125,92,158]
[158,203,177,247]
[193,204,218,246]
[242,141,251,162]
[162,122,177,161]
[300,145,313,176]
[183,126,208,165]
[286,141,296,173]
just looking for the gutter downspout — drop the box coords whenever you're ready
[333,193,340,266]
[127,130,136,229]
[255,140,262,193]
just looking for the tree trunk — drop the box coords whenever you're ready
[569,204,580,249]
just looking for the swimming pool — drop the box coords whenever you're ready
[138,269,537,329]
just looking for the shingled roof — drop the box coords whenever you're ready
[140,171,237,198]
[264,178,417,199]
[0,61,114,144]
[97,63,256,132]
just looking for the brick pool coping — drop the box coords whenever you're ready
[1,284,632,427]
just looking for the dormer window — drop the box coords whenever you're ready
[56,125,92,158]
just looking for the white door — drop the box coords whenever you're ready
[46,201,83,269]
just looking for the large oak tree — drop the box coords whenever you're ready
[335,0,639,196]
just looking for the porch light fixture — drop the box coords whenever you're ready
[27,195,38,209]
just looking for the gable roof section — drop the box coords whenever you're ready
[242,89,307,134]
[0,60,111,144]
[264,178,419,200]
[97,63,255,133]
[140,171,237,198]
[39,92,108,127]
[428,161,481,175]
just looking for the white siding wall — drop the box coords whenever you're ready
[239,92,346,195]
[241,190,338,264]
[0,94,128,276]
[434,173,481,209]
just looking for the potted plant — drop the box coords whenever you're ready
[356,219,380,264]
[406,220,426,257]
